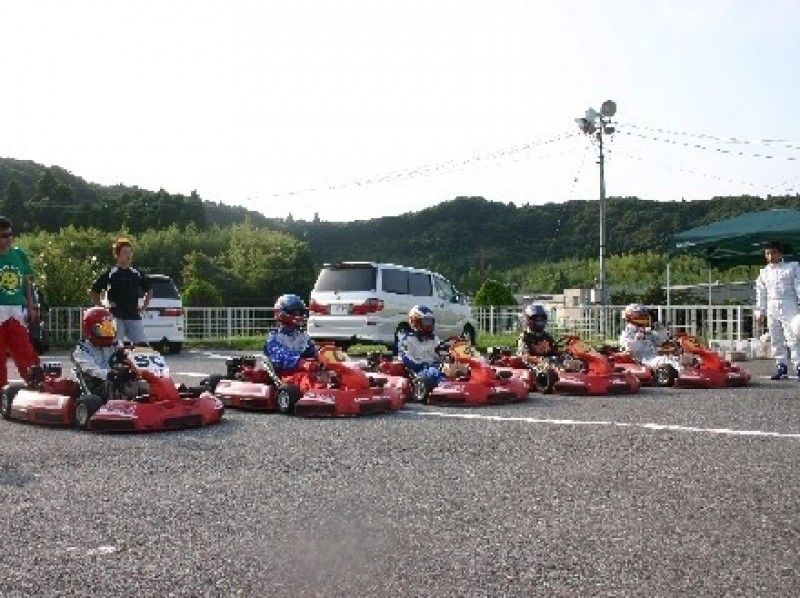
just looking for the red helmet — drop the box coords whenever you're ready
[82,307,117,347]
[408,305,435,336]
[623,303,651,328]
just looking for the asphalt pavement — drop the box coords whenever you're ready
[2,351,800,596]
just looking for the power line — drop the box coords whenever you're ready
[618,121,800,150]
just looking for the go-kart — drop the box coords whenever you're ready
[600,333,751,389]
[205,344,408,417]
[596,347,656,386]
[488,336,641,396]
[389,338,530,406]
[658,333,750,388]
[1,347,224,432]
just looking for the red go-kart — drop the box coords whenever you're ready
[489,336,641,396]
[375,338,530,406]
[668,333,751,388]
[207,344,408,417]
[1,349,224,432]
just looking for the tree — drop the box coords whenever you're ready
[182,279,224,306]
[474,279,516,306]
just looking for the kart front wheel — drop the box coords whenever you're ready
[276,384,302,415]
[1,383,25,420]
[75,395,104,430]
[655,365,678,387]
[411,377,435,403]
[535,369,558,394]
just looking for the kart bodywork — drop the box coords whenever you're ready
[488,337,641,396]
[1,349,224,432]
[209,345,408,417]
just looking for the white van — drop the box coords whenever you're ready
[141,274,185,354]
[307,262,476,349]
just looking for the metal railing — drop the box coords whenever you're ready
[43,304,761,345]
[472,304,761,343]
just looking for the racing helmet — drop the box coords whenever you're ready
[274,294,307,328]
[623,303,651,328]
[523,303,548,332]
[82,307,117,347]
[408,305,435,336]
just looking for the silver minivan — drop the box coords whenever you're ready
[307,262,476,349]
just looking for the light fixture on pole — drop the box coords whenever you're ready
[575,100,617,313]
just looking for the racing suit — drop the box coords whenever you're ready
[71,340,118,396]
[517,330,558,357]
[263,327,317,374]
[399,331,443,386]
[619,323,675,369]
[755,260,800,369]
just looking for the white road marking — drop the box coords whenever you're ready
[409,410,800,440]
[67,545,119,556]
[173,372,208,378]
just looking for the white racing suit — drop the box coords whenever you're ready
[755,261,800,368]
[619,323,678,369]
[71,341,118,395]
[399,332,443,384]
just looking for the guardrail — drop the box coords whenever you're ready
[43,304,763,345]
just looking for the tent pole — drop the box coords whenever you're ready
[666,260,671,308]
[708,269,712,340]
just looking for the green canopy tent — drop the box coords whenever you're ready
[667,208,800,269]
[666,208,800,338]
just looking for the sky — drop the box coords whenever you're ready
[1,0,799,222]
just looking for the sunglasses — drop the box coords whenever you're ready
[0,231,14,239]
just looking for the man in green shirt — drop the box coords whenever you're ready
[0,216,40,389]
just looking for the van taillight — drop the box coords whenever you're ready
[161,308,183,317]
[351,298,384,315]
[309,299,329,315]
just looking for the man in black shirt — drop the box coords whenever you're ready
[90,238,152,346]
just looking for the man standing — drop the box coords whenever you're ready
[90,237,152,346]
[0,216,40,388]
[755,240,800,380]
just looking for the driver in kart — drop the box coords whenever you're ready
[264,294,317,375]
[71,306,134,397]
[516,303,558,359]
[618,303,673,367]
[399,305,464,385]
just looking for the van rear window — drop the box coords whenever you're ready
[149,278,181,299]
[314,266,377,292]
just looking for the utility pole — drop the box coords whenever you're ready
[575,100,617,339]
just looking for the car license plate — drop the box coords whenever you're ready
[330,304,349,315]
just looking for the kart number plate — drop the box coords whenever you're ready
[330,304,350,315]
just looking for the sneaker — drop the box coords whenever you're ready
[770,363,788,380]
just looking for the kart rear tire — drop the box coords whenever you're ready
[75,395,104,430]
[1,383,25,420]
[276,384,302,415]
[655,365,678,387]
[202,374,224,393]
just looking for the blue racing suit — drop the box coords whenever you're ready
[399,331,443,386]
[264,327,317,374]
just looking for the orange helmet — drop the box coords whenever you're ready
[82,307,117,347]
[623,303,651,328]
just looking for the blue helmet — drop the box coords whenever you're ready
[408,305,435,335]
[274,294,307,328]
[523,303,548,332]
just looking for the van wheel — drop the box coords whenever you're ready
[462,324,476,346]
[168,342,182,354]
[393,324,410,355]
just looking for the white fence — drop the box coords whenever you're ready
[44,304,763,345]
[473,304,763,343]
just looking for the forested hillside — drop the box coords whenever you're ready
[1,156,794,304]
